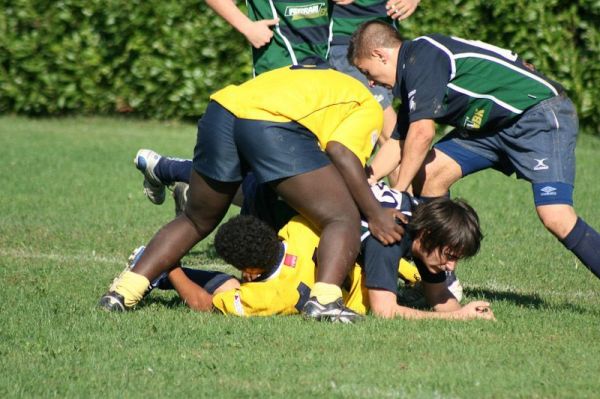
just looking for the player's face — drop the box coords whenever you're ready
[354,54,395,89]
[414,243,460,275]
[241,267,267,282]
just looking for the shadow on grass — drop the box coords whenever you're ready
[140,295,186,309]
[465,288,599,316]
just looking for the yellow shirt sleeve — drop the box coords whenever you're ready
[327,98,383,165]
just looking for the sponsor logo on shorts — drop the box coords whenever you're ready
[373,94,384,103]
[284,3,327,19]
[533,158,549,171]
[540,186,557,196]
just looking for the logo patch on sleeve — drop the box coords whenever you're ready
[233,291,244,315]
[284,254,297,268]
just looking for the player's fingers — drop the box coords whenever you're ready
[393,210,409,225]
[262,18,279,26]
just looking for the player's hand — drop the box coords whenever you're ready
[242,19,279,48]
[365,165,379,185]
[386,0,420,21]
[368,207,405,245]
[333,0,354,5]
[460,301,495,320]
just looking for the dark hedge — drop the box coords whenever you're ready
[0,0,598,134]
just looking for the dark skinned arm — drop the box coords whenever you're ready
[326,141,405,245]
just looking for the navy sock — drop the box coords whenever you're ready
[561,217,600,279]
[154,157,193,185]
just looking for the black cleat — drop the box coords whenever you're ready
[302,297,362,324]
[98,291,126,312]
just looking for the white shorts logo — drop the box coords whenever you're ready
[540,186,557,196]
[533,158,549,171]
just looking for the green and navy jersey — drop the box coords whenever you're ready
[247,0,331,75]
[392,34,563,138]
[330,0,395,45]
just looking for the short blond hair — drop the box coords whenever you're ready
[347,21,403,65]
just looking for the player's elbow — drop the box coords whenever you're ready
[184,295,214,312]
[369,301,396,319]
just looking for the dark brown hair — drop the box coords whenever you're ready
[407,198,483,259]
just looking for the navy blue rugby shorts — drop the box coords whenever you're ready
[192,101,330,184]
[434,95,578,206]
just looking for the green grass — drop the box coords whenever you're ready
[1,116,599,398]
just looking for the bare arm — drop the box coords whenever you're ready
[167,267,239,312]
[368,137,402,185]
[392,119,436,192]
[422,280,462,312]
[326,141,405,245]
[205,0,279,48]
[368,288,494,320]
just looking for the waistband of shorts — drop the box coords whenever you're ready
[529,91,570,112]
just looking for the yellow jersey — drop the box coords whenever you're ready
[212,215,368,316]
[211,215,421,317]
[210,66,383,165]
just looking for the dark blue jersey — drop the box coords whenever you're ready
[392,35,563,139]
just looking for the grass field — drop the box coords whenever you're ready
[1,116,599,398]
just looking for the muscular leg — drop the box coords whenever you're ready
[271,165,361,286]
[413,149,462,197]
[131,169,239,280]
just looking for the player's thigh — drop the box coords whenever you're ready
[185,170,240,232]
[499,96,578,207]
[421,131,504,195]
[272,164,360,230]
[414,148,463,195]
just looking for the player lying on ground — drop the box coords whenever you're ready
[121,202,493,321]
[132,148,465,301]
[348,21,600,280]
[99,64,405,322]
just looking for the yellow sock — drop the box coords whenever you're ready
[114,271,150,308]
[311,282,342,304]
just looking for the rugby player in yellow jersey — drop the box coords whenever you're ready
[99,63,405,322]
[133,199,493,321]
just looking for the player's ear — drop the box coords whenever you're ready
[372,48,388,63]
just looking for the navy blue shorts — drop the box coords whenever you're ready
[193,101,330,184]
[329,45,393,109]
[240,173,297,232]
[158,268,234,294]
[434,95,578,206]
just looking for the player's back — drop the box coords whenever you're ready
[211,65,383,164]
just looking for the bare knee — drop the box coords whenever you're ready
[536,204,578,239]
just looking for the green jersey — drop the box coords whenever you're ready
[330,0,395,45]
[247,0,331,75]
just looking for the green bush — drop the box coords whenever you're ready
[0,0,252,119]
[0,0,598,134]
